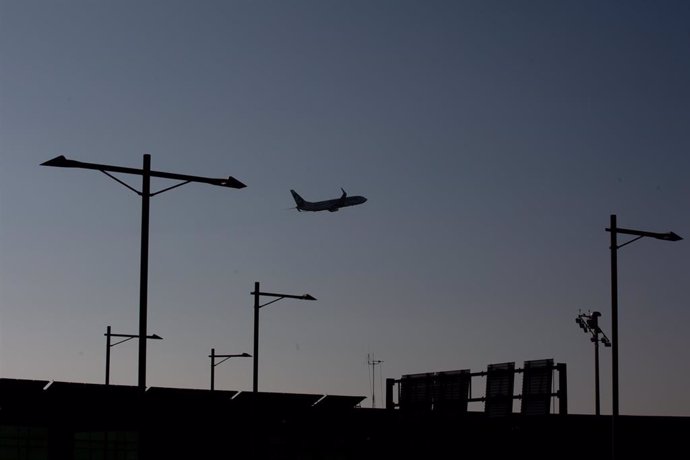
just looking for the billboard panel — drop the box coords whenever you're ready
[399,373,434,411]
[433,369,470,413]
[485,362,515,417]
[520,359,554,415]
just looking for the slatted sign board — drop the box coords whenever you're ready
[484,362,515,417]
[520,359,554,415]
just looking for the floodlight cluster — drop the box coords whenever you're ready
[575,311,611,347]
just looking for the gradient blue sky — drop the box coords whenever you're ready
[1,0,689,415]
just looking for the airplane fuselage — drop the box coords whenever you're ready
[291,189,367,212]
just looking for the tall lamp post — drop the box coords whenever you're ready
[606,214,681,458]
[42,154,245,390]
[209,349,251,391]
[575,311,611,415]
[251,281,316,392]
[105,325,162,386]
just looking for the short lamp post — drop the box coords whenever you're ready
[575,311,611,415]
[606,214,682,459]
[251,281,316,392]
[209,349,251,391]
[43,154,245,390]
[105,325,162,385]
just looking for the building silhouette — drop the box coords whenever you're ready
[1,360,688,460]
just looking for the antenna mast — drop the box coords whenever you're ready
[367,353,383,408]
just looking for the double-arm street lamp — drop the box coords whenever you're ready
[43,154,245,390]
[209,348,251,391]
[606,214,682,459]
[105,325,162,385]
[251,281,316,392]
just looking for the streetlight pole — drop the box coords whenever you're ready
[106,326,111,385]
[43,154,245,390]
[105,325,162,385]
[251,281,316,392]
[209,348,251,391]
[609,215,619,419]
[605,214,682,459]
[139,155,151,390]
[253,281,260,393]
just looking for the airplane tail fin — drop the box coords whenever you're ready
[290,190,306,210]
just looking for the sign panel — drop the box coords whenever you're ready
[520,359,554,415]
[399,373,433,411]
[485,362,515,417]
[433,369,470,413]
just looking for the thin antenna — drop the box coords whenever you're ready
[379,361,384,406]
[367,353,383,408]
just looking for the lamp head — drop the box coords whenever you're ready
[219,176,247,189]
[41,155,77,167]
[660,232,683,242]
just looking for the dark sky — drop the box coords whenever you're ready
[1,0,689,415]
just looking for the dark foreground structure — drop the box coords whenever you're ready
[1,377,688,460]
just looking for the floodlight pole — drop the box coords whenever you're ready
[575,311,609,416]
[589,313,603,416]
[593,318,601,416]
[251,282,316,392]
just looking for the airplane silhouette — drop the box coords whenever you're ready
[290,189,367,212]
